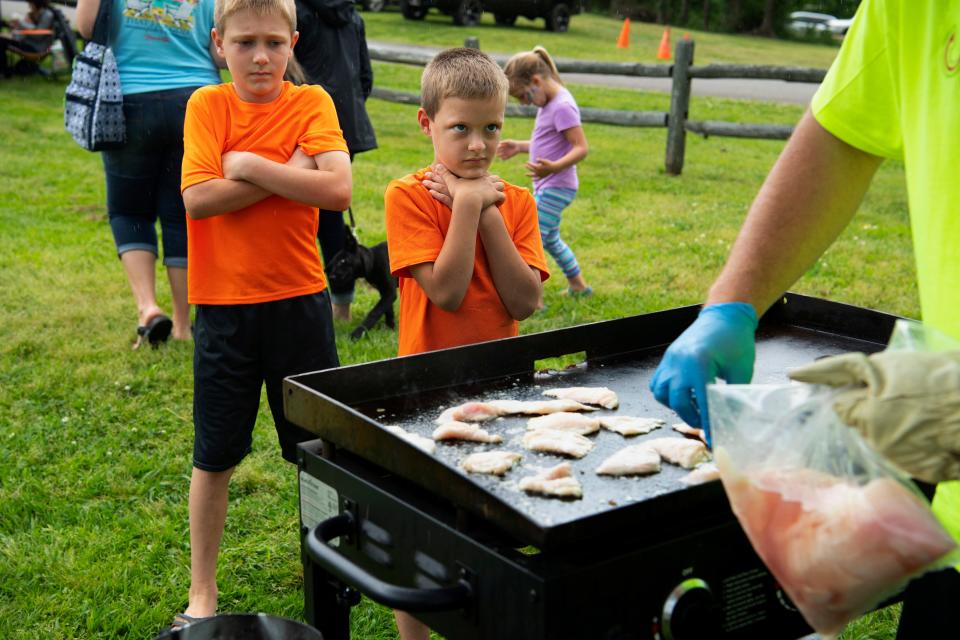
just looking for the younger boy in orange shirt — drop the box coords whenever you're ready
[176,0,351,626]
[386,47,549,359]
[384,47,549,640]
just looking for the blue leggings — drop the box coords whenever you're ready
[536,187,580,279]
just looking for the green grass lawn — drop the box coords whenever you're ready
[0,43,911,640]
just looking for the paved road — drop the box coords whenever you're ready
[369,39,819,105]
[563,71,817,105]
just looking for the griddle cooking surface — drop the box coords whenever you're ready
[348,325,879,532]
[286,296,899,547]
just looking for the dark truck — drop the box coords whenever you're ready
[399,0,583,31]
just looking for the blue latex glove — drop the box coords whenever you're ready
[649,302,758,443]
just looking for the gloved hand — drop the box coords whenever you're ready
[649,302,758,442]
[789,351,960,484]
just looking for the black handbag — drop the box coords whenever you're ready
[64,0,125,151]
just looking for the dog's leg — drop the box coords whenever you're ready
[384,278,397,329]
[350,284,396,341]
[348,242,398,341]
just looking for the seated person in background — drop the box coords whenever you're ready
[383,49,549,636]
[1,0,55,76]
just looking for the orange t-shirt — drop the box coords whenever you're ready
[385,168,549,356]
[181,82,348,305]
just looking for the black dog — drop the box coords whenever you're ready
[326,227,396,340]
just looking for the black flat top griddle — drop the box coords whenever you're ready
[285,294,899,550]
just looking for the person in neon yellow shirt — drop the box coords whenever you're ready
[649,1,960,635]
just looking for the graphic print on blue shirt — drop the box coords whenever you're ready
[122,0,200,32]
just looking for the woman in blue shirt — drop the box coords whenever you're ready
[76,0,221,348]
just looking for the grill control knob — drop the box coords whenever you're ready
[661,578,721,640]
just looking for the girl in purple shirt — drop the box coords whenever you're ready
[498,46,592,297]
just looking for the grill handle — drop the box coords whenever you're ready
[307,512,474,612]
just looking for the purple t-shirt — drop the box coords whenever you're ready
[529,87,581,193]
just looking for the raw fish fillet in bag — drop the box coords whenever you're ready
[708,382,958,638]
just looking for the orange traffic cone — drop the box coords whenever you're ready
[656,27,672,60]
[616,18,630,49]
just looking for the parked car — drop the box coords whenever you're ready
[785,11,852,40]
[827,17,852,36]
[784,11,834,37]
[399,0,581,31]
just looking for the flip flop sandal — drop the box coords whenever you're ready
[133,314,173,350]
[171,612,211,630]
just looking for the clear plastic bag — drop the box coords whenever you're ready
[887,317,960,353]
[708,333,959,638]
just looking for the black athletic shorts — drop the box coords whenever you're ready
[192,290,338,471]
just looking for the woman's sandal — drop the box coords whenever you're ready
[133,314,173,350]
[170,612,211,630]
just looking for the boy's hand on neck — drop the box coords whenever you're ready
[422,167,453,208]
[427,163,504,210]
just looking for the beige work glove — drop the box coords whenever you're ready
[788,351,960,484]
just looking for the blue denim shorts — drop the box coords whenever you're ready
[101,86,202,268]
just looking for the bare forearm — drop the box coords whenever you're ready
[707,112,883,314]
[237,155,351,211]
[508,140,530,154]
[75,0,100,38]
[479,207,542,319]
[414,195,483,311]
[183,179,270,219]
[549,144,588,172]
[550,128,588,171]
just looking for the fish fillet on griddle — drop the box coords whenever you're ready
[680,462,720,485]
[542,386,619,409]
[436,401,502,424]
[461,451,522,475]
[599,416,664,436]
[519,462,583,499]
[488,398,597,415]
[647,437,711,469]
[436,398,594,424]
[433,421,503,444]
[522,428,595,458]
[673,422,708,444]
[527,412,600,435]
[596,444,661,476]
[384,425,436,455]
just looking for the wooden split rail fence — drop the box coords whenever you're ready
[367,39,827,175]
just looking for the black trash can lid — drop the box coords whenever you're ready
[154,613,323,640]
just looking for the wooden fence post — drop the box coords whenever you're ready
[665,38,694,175]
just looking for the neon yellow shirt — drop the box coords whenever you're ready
[812,0,960,550]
